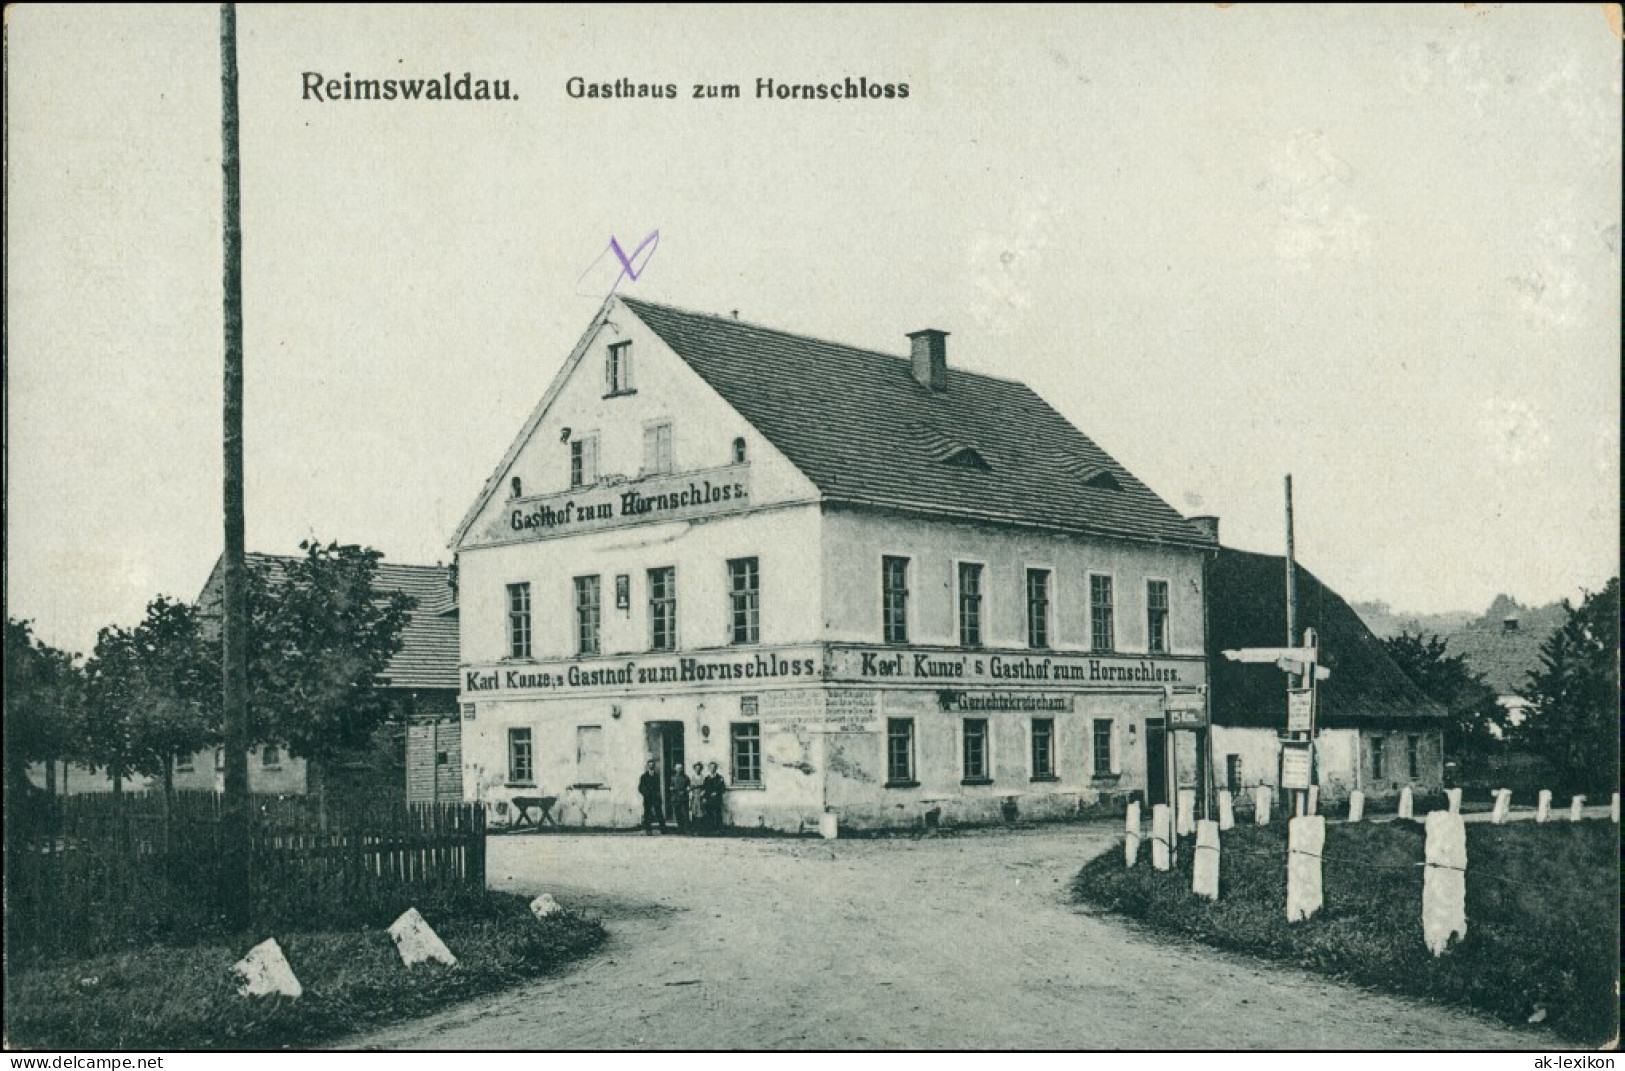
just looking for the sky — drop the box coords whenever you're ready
[7,5,1621,656]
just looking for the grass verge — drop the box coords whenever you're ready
[3,888,607,1050]
[1072,820,1619,1046]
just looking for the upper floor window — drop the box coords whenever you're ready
[1146,579,1170,654]
[570,435,599,489]
[574,575,602,656]
[643,421,674,475]
[1026,568,1051,649]
[606,341,633,394]
[882,556,910,644]
[731,437,748,464]
[1089,574,1115,652]
[957,562,984,648]
[727,557,760,645]
[507,582,532,659]
[648,566,677,651]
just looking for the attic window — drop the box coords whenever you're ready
[605,341,634,395]
[732,437,747,464]
[940,446,991,472]
[509,476,523,499]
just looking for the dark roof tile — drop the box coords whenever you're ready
[624,298,1215,548]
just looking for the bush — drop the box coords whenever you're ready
[1074,820,1618,1045]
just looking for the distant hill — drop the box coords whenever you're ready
[1353,594,1568,696]
[1350,601,1476,640]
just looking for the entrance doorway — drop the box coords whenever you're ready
[1144,718,1168,806]
[645,721,685,821]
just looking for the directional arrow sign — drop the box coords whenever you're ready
[1276,658,1332,681]
[1222,647,1320,664]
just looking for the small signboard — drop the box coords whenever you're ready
[1164,691,1207,728]
[1287,687,1314,733]
[1281,742,1314,790]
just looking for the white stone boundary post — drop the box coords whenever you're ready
[1176,788,1196,836]
[1445,787,1462,814]
[1535,789,1551,823]
[1151,803,1172,871]
[1397,785,1414,820]
[234,938,303,999]
[1286,815,1324,922]
[1217,790,1235,831]
[1347,790,1365,823]
[1422,811,1467,956]
[1568,795,1585,822]
[1490,788,1511,825]
[1193,819,1220,900]
[1307,785,1319,816]
[1124,800,1141,867]
[389,908,457,968]
[1254,785,1272,826]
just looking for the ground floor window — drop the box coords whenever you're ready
[731,722,762,785]
[886,718,916,785]
[261,745,281,769]
[1225,754,1242,793]
[1370,735,1386,781]
[575,725,604,785]
[508,727,534,785]
[961,718,990,783]
[1091,719,1113,775]
[1030,718,1055,779]
[1406,735,1420,780]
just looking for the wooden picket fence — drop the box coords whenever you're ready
[5,790,485,960]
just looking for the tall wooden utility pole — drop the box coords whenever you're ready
[219,1,251,929]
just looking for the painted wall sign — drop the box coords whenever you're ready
[938,692,1074,713]
[1281,742,1314,790]
[1287,688,1314,733]
[759,689,879,733]
[473,463,752,546]
[462,646,821,697]
[827,646,1203,689]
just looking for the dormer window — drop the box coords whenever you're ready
[732,437,747,464]
[606,341,634,395]
[1067,459,1122,491]
[941,446,991,472]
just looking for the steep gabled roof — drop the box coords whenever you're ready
[198,553,458,692]
[621,298,1214,549]
[1209,547,1447,727]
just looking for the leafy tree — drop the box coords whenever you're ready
[1384,631,1505,775]
[1515,578,1620,795]
[4,618,86,802]
[243,540,415,785]
[82,597,219,796]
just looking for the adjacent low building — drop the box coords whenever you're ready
[1208,545,1448,804]
[452,297,1219,831]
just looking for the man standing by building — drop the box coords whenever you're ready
[702,761,727,833]
[638,759,665,834]
[668,762,692,834]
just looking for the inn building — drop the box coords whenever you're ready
[451,297,1219,830]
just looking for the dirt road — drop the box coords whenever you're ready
[348,825,1532,1050]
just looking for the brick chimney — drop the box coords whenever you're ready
[1189,515,1220,543]
[907,329,949,391]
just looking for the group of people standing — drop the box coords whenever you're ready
[638,759,726,834]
